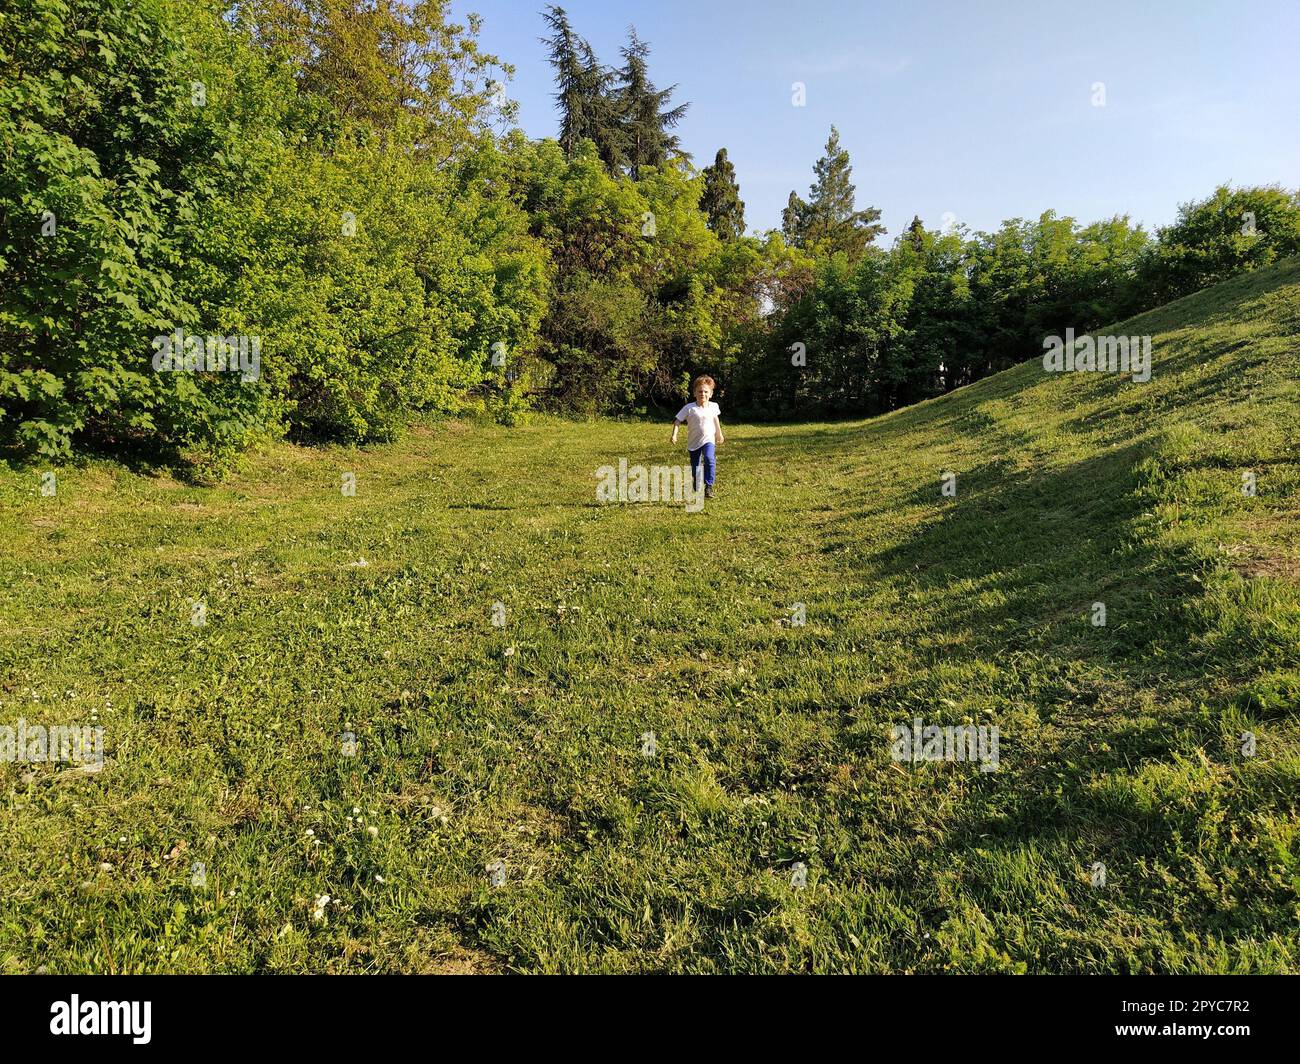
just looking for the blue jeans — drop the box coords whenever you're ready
[689,443,715,488]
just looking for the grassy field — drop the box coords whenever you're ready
[1,259,1298,974]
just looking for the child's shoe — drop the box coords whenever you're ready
[705,485,715,499]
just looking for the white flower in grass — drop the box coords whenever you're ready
[312,894,331,922]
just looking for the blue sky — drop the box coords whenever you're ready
[452,0,1300,242]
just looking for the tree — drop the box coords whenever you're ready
[541,6,631,173]
[906,215,925,252]
[1137,184,1300,305]
[240,0,506,159]
[541,6,614,161]
[615,28,688,179]
[782,191,808,247]
[0,0,549,467]
[783,127,884,259]
[579,36,629,172]
[805,126,885,257]
[891,223,978,400]
[542,12,688,179]
[701,149,746,240]
[0,0,286,461]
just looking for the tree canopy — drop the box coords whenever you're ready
[3,1,1296,469]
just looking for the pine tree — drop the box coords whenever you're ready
[542,6,618,163]
[542,13,687,177]
[782,190,808,246]
[907,215,925,252]
[792,127,885,258]
[616,28,688,179]
[580,37,627,171]
[701,148,745,240]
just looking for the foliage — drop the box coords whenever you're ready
[2,1,1297,465]
[700,148,745,241]
[1137,184,1300,306]
[540,5,687,179]
[781,127,885,261]
[0,0,546,467]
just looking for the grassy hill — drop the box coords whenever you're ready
[1,258,1297,973]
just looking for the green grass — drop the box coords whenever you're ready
[2,259,1298,973]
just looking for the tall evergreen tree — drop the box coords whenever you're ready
[782,190,808,246]
[786,127,885,258]
[615,28,688,179]
[701,148,746,239]
[580,36,627,171]
[541,6,614,161]
[907,214,925,252]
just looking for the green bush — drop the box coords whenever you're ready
[0,0,282,460]
[0,0,548,466]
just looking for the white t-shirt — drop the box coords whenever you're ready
[675,401,721,451]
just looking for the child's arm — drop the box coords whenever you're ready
[670,417,685,444]
[715,416,724,447]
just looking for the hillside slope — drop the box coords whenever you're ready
[1,259,1297,973]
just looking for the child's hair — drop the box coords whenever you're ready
[692,375,716,391]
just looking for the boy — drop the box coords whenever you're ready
[671,376,724,499]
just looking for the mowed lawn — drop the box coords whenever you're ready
[1,260,1298,973]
